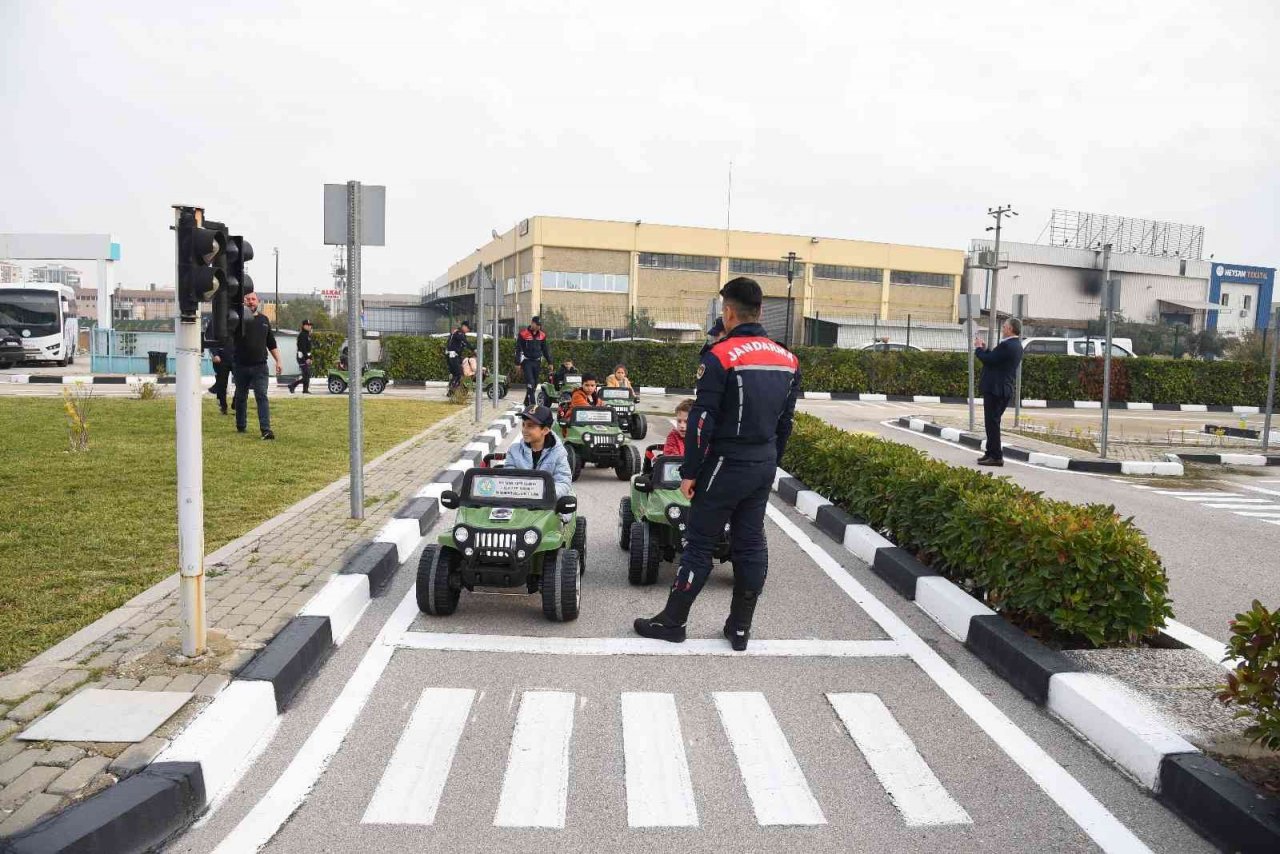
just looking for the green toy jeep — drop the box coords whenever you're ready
[537,373,580,408]
[327,366,388,395]
[416,467,586,621]
[450,365,508,402]
[618,447,731,585]
[561,406,641,482]
[598,387,648,440]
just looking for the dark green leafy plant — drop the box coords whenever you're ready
[782,414,1173,646]
[1217,601,1280,751]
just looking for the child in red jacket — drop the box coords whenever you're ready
[663,398,694,456]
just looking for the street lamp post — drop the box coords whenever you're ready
[984,205,1018,345]
[782,251,801,348]
[273,247,279,324]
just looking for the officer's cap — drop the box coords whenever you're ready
[720,277,763,308]
[519,405,555,428]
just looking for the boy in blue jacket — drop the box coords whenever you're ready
[506,405,573,497]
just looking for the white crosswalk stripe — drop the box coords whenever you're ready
[494,691,576,828]
[828,693,971,827]
[712,691,827,826]
[621,692,698,827]
[361,688,474,826]
[1120,483,1280,527]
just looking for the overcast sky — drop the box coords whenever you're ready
[2,0,1277,296]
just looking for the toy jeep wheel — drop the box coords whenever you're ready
[537,388,551,408]
[571,517,588,573]
[328,377,346,394]
[366,377,386,394]
[416,545,460,616]
[628,521,661,585]
[542,549,581,621]
[615,444,640,481]
[630,413,648,441]
[566,445,583,481]
[618,498,634,549]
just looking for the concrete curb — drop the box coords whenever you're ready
[893,416,1186,477]
[1169,449,1280,467]
[0,407,523,854]
[769,473,1280,852]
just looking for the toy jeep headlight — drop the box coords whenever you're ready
[665,504,683,522]
[522,528,540,546]
[453,526,471,543]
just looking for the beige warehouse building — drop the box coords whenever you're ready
[430,217,964,344]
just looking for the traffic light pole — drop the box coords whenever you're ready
[475,263,485,425]
[173,206,207,658]
[347,181,365,519]
[1100,244,1114,459]
[1263,307,1279,454]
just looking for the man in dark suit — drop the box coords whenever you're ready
[974,317,1024,467]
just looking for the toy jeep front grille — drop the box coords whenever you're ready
[475,531,517,554]
[591,433,618,445]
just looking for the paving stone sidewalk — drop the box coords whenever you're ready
[0,403,488,836]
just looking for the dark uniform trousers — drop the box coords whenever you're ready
[447,355,463,391]
[522,360,541,406]
[677,455,774,598]
[211,360,232,410]
[983,392,1011,460]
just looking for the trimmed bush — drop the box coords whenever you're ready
[782,414,1173,646]
[1217,600,1280,752]
[310,331,344,374]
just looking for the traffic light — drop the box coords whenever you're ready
[176,209,223,319]
[228,236,255,337]
[204,220,232,341]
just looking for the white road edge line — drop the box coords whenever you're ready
[765,504,1154,854]
[622,692,699,827]
[494,690,576,828]
[361,687,476,826]
[880,421,1100,479]
[211,585,422,854]
[390,632,905,658]
[828,692,971,827]
[713,691,827,827]
[1160,619,1236,671]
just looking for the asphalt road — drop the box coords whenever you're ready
[800,399,1280,644]
[168,437,1211,854]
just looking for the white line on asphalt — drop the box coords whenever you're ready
[713,691,827,827]
[1153,491,1240,498]
[212,586,422,854]
[1160,619,1235,670]
[881,421,1100,479]
[360,687,476,826]
[494,691,576,828]
[766,504,1154,854]
[390,632,905,658]
[1233,482,1280,498]
[827,692,971,827]
[1203,502,1280,509]
[1234,510,1280,517]
[622,692,699,828]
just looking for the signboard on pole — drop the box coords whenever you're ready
[323,184,386,246]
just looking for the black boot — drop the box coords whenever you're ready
[634,588,696,643]
[722,589,759,651]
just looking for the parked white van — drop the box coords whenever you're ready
[1021,337,1135,357]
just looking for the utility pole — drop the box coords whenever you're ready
[985,205,1018,345]
[475,263,485,424]
[783,251,800,347]
[346,182,364,518]
[1012,293,1028,428]
[1100,244,1115,458]
[273,246,279,322]
[1263,306,1279,453]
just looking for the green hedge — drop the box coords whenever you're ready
[310,332,344,374]
[782,414,1173,647]
[365,336,1272,404]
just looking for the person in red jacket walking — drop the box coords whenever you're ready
[663,398,694,456]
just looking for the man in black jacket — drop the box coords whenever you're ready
[288,319,313,394]
[204,319,234,415]
[233,292,284,439]
[516,316,552,406]
[974,317,1024,467]
[445,320,473,394]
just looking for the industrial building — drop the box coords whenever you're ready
[428,217,965,344]
[965,211,1275,336]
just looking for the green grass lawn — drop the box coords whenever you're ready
[0,394,454,672]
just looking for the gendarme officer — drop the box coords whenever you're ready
[634,277,800,650]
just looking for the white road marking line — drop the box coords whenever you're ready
[212,586,422,854]
[766,504,1153,853]
[1235,510,1280,517]
[1161,619,1236,670]
[391,632,904,658]
[1203,502,1280,509]
[828,692,971,827]
[361,688,475,826]
[713,691,826,826]
[1153,491,1241,498]
[494,691,576,828]
[1233,482,1280,497]
[622,692,699,828]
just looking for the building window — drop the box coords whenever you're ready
[1243,294,1252,310]
[638,253,719,272]
[520,272,533,292]
[814,264,882,283]
[890,270,953,288]
[1221,293,1230,307]
[506,277,516,295]
[541,271,629,293]
[729,258,803,278]
[574,327,614,341]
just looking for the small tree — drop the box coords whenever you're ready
[538,306,573,339]
[1188,329,1228,359]
[627,308,658,339]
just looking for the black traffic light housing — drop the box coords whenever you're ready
[228,236,255,338]
[176,209,223,320]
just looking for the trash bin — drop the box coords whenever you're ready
[147,351,168,374]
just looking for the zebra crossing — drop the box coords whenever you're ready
[358,686,970,831]
[1116,480,1280,526]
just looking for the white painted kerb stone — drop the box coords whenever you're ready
[376,518,426,564]
[940,428,962,442]
[914,577,994,642]
[843,525,894,566]
[159,680,279,801]
[299,574,371,646]
[1219,454,1266,466]
[1028,452,1070,470]
[794,491,831,521]
[1047,672,1195,790]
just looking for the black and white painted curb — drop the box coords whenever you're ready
[1,410,522,854]
[1160,432,1280,467]
[891,416,1186,477]
[0,374,452,390]
[771,469,1280,853]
